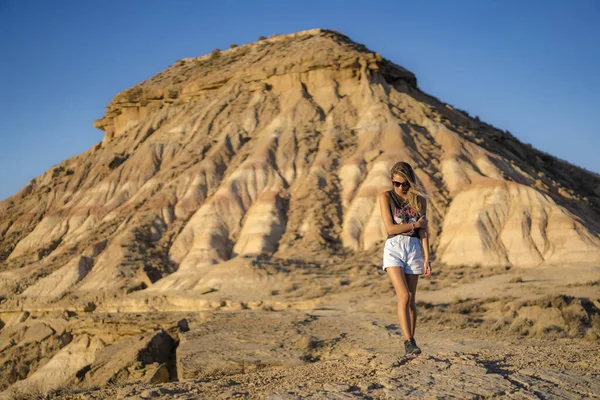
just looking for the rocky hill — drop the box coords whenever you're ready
[0,29,599,398]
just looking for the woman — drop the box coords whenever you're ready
[378,161,431,356]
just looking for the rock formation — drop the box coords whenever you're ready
[2,29,598,302]
[0,28,599,398]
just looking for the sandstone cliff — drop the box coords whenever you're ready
[0,28,599,310]
[1,28,600,399]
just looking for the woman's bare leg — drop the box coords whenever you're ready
[386,266,412,339]
[405,274,419,338]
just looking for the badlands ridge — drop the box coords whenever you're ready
[0,29,599,398]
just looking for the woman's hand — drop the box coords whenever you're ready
[416,215,428,230]
[422,260,432,277]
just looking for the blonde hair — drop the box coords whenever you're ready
[390,162,429,216]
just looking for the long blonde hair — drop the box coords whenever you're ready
[390,162,429,216]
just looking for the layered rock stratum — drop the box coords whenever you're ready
[1,29,599,399]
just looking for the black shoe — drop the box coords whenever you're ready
[409,337,422,354]
[404,338,419,355]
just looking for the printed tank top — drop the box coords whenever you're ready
[387,190,420,239]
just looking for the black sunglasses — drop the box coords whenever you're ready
[392,180,410,188]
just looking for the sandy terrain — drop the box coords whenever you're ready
[3,255,598,399]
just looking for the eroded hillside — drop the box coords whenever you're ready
[1,28,600,399]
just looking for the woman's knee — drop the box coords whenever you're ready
[396,292,410,306]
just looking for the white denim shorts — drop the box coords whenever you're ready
[382,234,425,274]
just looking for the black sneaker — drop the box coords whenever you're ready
[409,337,422,354]
[404,339,419,355]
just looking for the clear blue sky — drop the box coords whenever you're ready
[1,0,599,201]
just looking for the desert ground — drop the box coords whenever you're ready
[3,252,599,399]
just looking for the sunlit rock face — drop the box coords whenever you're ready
[1,28,599,304]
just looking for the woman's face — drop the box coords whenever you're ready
[391,174,410,196]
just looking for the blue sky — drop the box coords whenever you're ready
[0,0,598,201]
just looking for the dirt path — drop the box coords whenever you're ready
[41,308,599,399]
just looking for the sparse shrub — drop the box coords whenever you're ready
[542,325,567,336]
[125,87,143,102]
[258,35,266,41]
[52,166,65,178]
[126,282,148,294]
[229,43,238,49]
[510,317,534,335]
[210,48,221,59]
[539,153,555,165]
[509,276,523,283]
[588,314,600,341]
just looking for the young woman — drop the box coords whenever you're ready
[378,161,431,355]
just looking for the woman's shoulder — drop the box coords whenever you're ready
[379,190,393,204]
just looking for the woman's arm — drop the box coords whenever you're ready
[418,197,431,261]
[379,192,422,236]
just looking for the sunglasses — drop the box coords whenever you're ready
[392,180,410,188]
